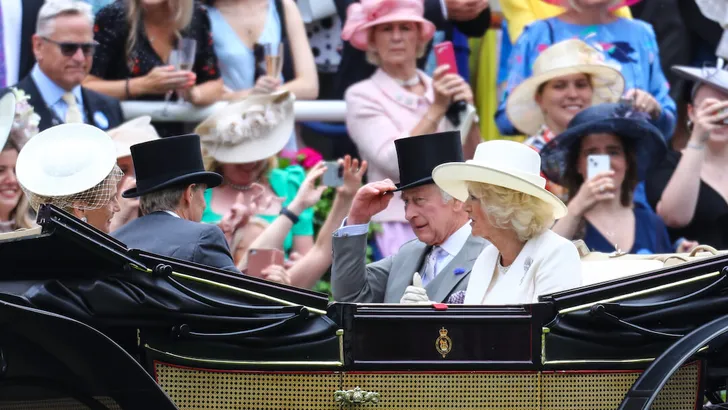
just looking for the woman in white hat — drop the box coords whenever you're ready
[506,39,624,199]
[16,123,123,233]
[433,140,582,305]
[494,0,676,140]
[0,91,38,233]
[107,116,160,231]
[506,39,624,153]
[195,90,321,257]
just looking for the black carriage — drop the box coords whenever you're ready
[0,204,726,409]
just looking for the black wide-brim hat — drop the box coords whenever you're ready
[122,133,223,198]
[392,130,464,192]
[540,103,667,186]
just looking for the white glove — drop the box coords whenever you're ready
[399,272,432,304]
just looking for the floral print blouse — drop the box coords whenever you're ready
[495,17,676,140]
[91,1,221,136]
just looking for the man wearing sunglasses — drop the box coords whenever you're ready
[9,0,123,132]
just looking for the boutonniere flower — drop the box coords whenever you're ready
[453,268,466,276]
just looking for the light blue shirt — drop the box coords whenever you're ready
[208,1,297,151]
[207,2,282,91]
[31,64,86,124]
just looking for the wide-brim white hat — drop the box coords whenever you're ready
[432,140,567,219]
[16,123,117,198]
[107,115,160,159]
[0,92,17,149]
[195,90,295,164]
[506,39,625,136]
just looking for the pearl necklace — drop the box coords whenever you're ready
[497,254,511,274]
[394,74,420,87]
[226,179,259,191]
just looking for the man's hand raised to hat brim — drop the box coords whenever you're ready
[347,179,397,226]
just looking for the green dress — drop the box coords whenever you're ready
[201,165,314,255]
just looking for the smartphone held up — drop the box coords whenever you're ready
[587,154,610,181]
[247,248,285,278]
[321,161,344,188]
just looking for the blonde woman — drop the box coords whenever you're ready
[16,124,123,233]
[84,0,224,137]
[0,92,37,233]
[432,140,581,305]
[196,91,321,258]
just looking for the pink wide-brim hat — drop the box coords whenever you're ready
[541,0,642,10]
[341,0,436,51]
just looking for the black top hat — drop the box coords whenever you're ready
[122,134,223,198]
[539,103,666,185]
[393,131,464,192]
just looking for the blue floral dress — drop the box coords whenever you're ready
[495,17,676,140]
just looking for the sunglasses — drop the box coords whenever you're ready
[42,37,98,57]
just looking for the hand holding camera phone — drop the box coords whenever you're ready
[321,160,344,187]
[247,248,285,278]
[434,41,466,127]
[587,154,611,181]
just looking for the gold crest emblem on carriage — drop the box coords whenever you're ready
[435,327,452,358]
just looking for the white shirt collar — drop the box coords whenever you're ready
[163,210,181,218]
[437,222,472,257]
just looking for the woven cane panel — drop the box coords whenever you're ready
[0,397,121,409]
[154,362,341,410]
[541,362,700,410]
[342,372,540,409]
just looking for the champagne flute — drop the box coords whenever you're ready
[161,50,180,116]
[175,38,197,104]
[263,43,284,79]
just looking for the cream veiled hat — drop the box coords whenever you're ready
[506,39,625,136]
[195,90,295,164]
[16,123,122,211]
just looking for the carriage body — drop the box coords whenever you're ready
[0,205,724,409]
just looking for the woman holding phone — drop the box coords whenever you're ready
[341,0,481,257]
[646,64,728,250]
[543,103,672,254]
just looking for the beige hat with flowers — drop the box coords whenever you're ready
[107,116,160,159]
[506,39,625,136]
[195,90,295,164]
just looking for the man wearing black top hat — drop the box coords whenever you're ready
[111,134,238,273]
[330,131,489,304]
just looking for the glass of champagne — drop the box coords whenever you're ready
[175,38,197,104]
[263,43,284,79]
[161,50,180,115]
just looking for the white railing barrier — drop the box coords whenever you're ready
[120,100,348,123]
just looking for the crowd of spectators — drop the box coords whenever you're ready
[0,0,726,298]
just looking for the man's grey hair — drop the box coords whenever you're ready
[139,185,201,216]
[36,0,94,38]
[439,187,453,204]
